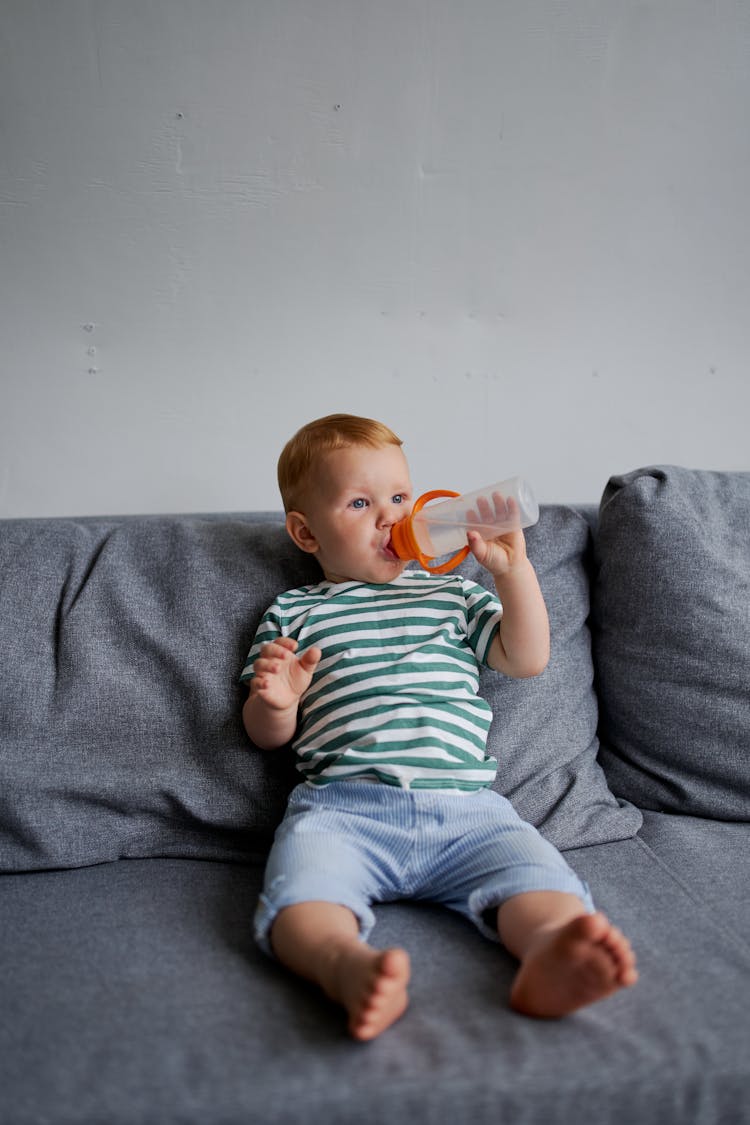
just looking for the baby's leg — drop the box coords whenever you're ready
[271,902,410,1041]
[497,891,638,1018]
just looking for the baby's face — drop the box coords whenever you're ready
[294,443,414,584]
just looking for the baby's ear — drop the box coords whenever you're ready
[285,511,319,555]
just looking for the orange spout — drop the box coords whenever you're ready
[390,490,472,574]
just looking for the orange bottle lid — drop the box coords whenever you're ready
[390,490,471,575]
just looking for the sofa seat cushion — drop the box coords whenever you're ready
[592,466,750,819]
[1,843,749,1125]
[637,810,750,940]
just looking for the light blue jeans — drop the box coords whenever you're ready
[254,782,593,955]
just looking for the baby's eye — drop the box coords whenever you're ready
[392,494,406,505]
[351,498,368,510]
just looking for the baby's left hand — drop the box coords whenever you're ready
[465,494,528,578]
[467,527,527,578]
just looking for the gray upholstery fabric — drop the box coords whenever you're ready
[637,811,750,939]
[1,845,748,1125]
[461,507,641,848]
[1,491,750,1125]
[592,466,750,819]
[0,506,638,872]
[0,515,318,872]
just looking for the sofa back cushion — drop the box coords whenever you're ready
[0,507,638,873]
[592,466,750,819]
[461,508,642,850]
[0,515,319,872]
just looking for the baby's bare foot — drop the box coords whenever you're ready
[329,946,411,1041]
[510,912,638,1019]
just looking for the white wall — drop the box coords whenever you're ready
[2,0,748,517]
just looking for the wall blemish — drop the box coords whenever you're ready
[82,323,99,375]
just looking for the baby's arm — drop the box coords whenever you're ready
[468,528,550,679]
[242,636,321,750]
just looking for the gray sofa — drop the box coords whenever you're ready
[1,465,748,1125]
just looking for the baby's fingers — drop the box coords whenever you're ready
[250,658,280,683]
[299,645,322,672]
[249,672,270,696]
[274,636,299,652]
[259,638,297,662]
[467,530,489,562]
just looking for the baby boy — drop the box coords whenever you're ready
[241,414,637,1040]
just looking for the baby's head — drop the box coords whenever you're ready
[278,413,403,513]
[278,414,413,585]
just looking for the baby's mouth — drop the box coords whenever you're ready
[383,535,398,560]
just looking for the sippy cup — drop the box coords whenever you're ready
[390,476,539,574]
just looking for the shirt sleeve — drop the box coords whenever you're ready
[461,578,503,666]
[239,601,284,684]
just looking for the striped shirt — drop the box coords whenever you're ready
[240,570,503,791]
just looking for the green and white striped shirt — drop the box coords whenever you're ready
[240,570,503,791]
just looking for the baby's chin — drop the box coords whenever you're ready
[321,558,409,585]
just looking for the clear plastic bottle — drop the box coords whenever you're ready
[390,476,539,573]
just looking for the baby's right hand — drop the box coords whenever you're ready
[250,636,321,711]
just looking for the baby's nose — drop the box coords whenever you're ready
[377,505,398,528]
[378,502,408,529]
